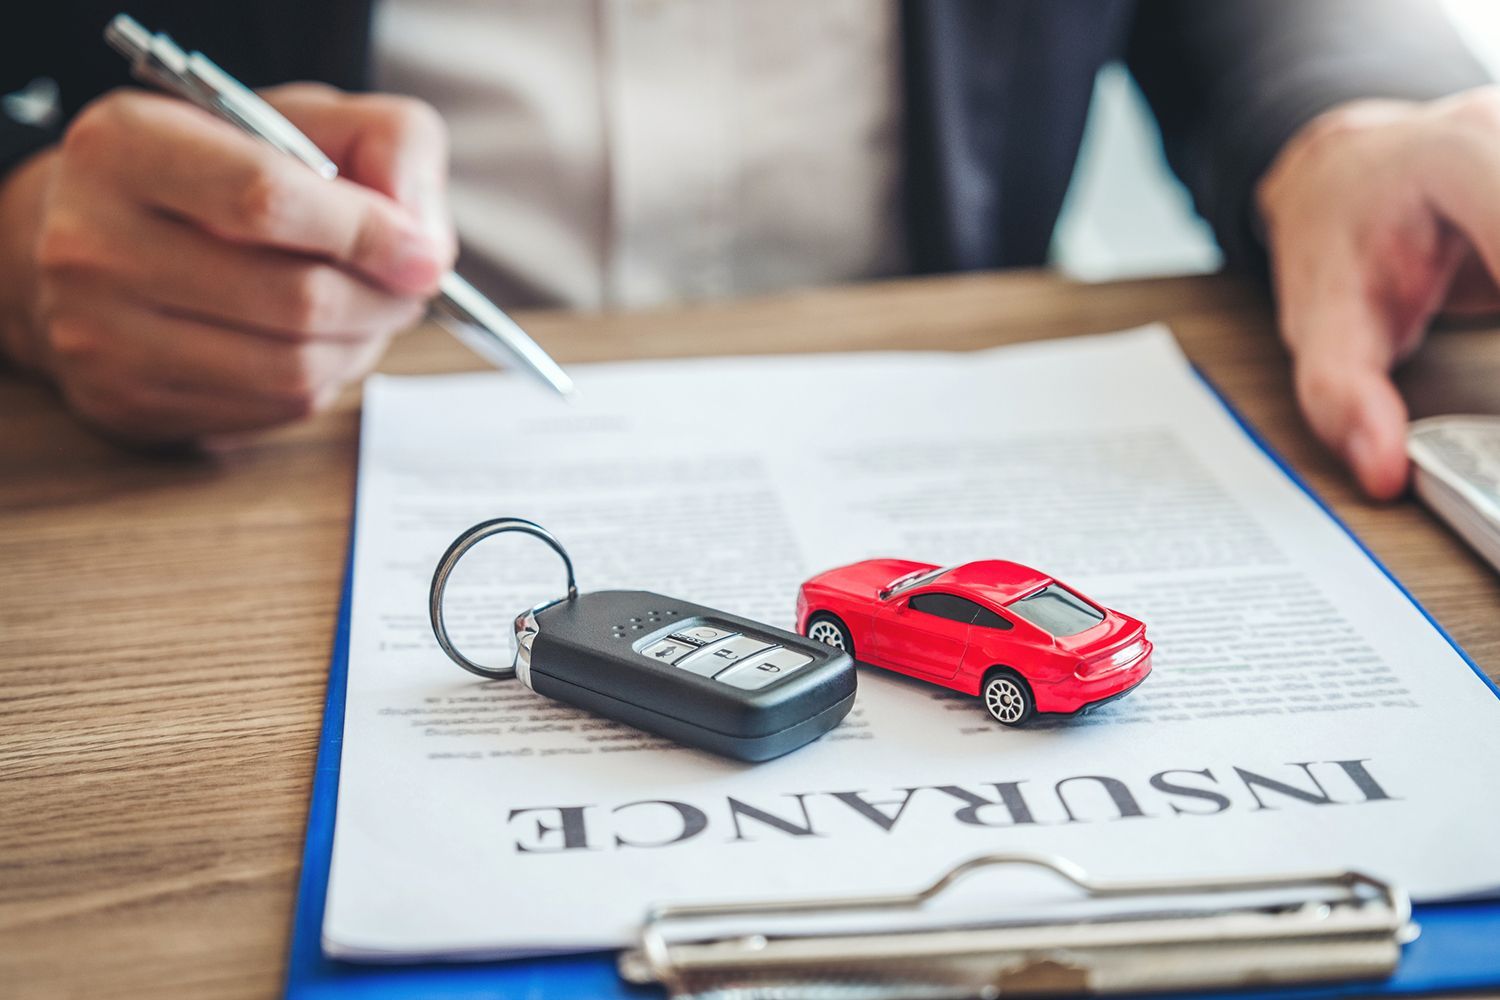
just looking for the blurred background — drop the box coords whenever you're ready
[1053,0,1497,281]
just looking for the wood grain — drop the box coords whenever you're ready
[2,270,1497,1000]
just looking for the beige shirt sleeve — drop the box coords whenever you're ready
[373,0,906,310]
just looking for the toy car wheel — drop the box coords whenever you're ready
[982,672,1033,726]
[806,614,854,657]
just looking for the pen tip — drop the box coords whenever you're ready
[547,373,578,399]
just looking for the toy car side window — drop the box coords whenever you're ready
[908,593,982,624]
[970,606,1014,630]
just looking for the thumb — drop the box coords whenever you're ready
[1289,321,1411,501]
[261,84,456,269]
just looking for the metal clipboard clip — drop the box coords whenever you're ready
[618,853,1417,999]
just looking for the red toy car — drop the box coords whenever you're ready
[797,559,1151,725]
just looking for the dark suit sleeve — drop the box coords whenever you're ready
[1128,0,1492,270]
[0,11,63,181]
[0,117,57,178]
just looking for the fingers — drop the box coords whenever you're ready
[38,199,425,339]
[46,295,391,441]
[1283,290,1412,501]
[64,91,447,295]
[1293,350,1411,501]
[262,85,456,261]
[1421,89,1500,293]
[54,289,388,396]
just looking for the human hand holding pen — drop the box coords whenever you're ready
[0,83,455,443]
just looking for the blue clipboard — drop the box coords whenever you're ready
[285,369,1500,999]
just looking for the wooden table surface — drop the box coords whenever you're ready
[2,270,1498,1000]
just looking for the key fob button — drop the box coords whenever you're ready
[718,648,815,690]
[640,638,697,665]
[677,635,775,675]
[671,624,736,646]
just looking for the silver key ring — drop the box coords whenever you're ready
[429,517,578,681]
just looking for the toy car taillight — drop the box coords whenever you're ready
[1077,638,1150,679]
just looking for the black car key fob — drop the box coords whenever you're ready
[430,519,856,762]
[516,591,855,761]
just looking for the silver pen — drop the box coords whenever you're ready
[104,13,576,398]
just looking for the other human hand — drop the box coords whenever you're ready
[1258,87,1500,499]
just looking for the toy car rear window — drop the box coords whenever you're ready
[887,566,950,597]
[1008,585,1105,636]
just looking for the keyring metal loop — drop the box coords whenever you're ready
[429,517,578,681]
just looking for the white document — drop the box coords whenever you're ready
[324,326,1500,960]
